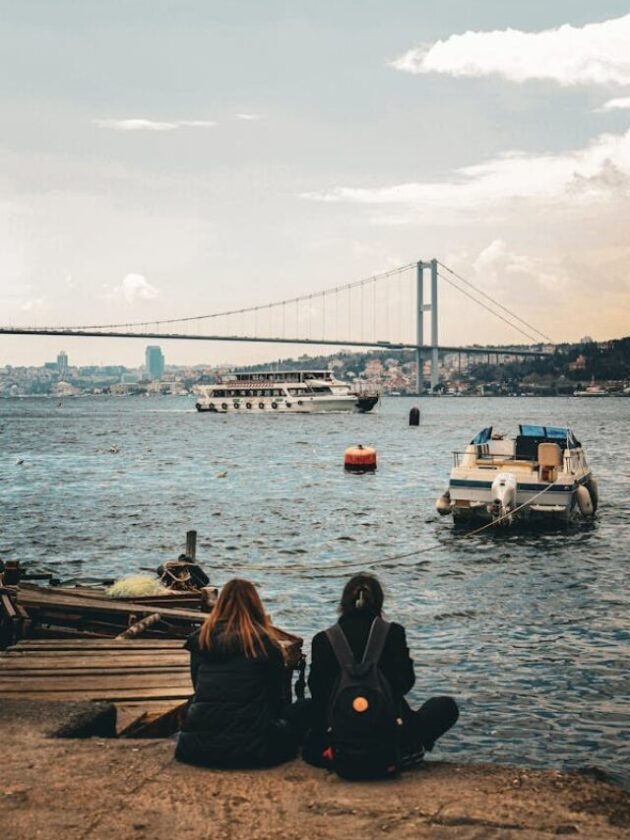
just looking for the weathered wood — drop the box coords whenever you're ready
[17,586,203,622]
[118,701,188,738]
[116,613,162,640]
[0,654,188,668]
[1,592,17,620]
[9,639,185,649]
[200,587,218,612]
[0,687,193,702]
[0,664,189,676]
[185,530,197,561]
[0,673,192,691]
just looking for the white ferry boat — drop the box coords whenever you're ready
[436,424,598,525]
[194,370,379,414]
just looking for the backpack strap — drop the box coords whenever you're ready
[361,617,390,666]
[325,624,355,671]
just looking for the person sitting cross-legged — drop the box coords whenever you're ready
[303,572,459,777]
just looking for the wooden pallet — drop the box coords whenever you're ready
[0,632,303,736]
[0,639,192,733]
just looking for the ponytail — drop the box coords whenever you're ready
[339,573,384,617]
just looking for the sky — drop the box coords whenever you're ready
[1,1,630,367]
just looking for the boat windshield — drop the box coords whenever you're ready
[471,427,493,445]
[519,425,580,448]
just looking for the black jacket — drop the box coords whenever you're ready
[176,626,292,768]
[308,607,415,731]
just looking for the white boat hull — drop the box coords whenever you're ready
[438,425,597,527]
[449,482,579,523]
[195,395,359,413]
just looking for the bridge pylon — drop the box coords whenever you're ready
[416,258,438,395]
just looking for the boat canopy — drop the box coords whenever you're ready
[470,425,581,449]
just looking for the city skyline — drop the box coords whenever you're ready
[1,3,630,366]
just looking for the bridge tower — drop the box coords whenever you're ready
[415,258,439,394]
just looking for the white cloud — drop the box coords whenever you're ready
[105,273,159,304]
[234,113,261,121]
[302,128,630,211]
[598,97,630,111]
[93,118,216,131]
[391,14,630,86]
[20,296,46,312]
[470,239,569,292]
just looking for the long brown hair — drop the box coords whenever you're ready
[199,578,278,658]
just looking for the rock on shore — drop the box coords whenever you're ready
[0,700,627,840]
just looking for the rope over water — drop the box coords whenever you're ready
[232,483,559,578]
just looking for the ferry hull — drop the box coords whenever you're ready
[195,396,360,414]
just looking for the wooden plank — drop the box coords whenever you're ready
[9,639,186,649]
[0,674,192,690]
[115,700,187,736]
[22,584,204,608]
[0,655,188,668]
[17,587,203,622]
[0,665,190,685]
[0,686,193,701]
[1,592,17,619]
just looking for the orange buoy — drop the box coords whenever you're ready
[344,444,377,473]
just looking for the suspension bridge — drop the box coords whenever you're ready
[1,258,553,392]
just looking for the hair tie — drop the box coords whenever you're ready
[355,586,367,609]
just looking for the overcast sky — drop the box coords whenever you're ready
[1,1,630,367]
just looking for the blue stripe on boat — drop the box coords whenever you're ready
[449,474,590,493]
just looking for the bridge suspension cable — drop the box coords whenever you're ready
[438,261,553,344]
[437,269,542,345]
[59,262,416,332]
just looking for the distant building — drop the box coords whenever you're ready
[57,351,69,379]
[145,346,165,380]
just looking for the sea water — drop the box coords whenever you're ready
[1,395,628,783]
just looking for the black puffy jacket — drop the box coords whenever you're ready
[176,626,294,768]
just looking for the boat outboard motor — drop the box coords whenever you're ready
[435,489,453,516]
[490,472,518,525]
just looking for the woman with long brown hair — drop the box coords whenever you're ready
[175,578,299,768]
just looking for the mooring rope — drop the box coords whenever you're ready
[229,482,559,577]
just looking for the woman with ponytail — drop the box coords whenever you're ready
[176,578,299,768]
[304,573,458,768]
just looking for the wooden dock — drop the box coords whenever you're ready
[0,582,304,736]
[0,638,193,735]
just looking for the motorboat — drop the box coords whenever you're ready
[436,424,598,525]
[194,370,379,414]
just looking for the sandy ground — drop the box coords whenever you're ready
[0,701,628,840]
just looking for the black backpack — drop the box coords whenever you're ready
[325,617,402,779]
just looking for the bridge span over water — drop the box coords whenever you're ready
[1,258,553,392]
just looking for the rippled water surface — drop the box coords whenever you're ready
[1,396,628,782]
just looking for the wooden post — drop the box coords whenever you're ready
[200,587,218,612]
[185,530,197,561]
[116,612,162,639]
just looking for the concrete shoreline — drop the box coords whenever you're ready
[0,700,628,840]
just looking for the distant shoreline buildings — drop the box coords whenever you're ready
[0,337,629,397]
[145,345,165,381]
